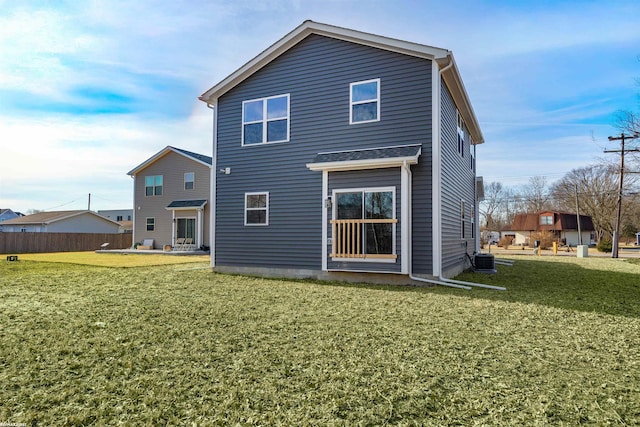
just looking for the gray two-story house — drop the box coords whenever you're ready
[199,21,484,282]
[127,146,212,250]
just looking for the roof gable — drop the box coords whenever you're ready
[199,20,483,144]
[127,146,212,176]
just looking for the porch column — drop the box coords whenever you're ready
[171,210,176,247]
[197,208,203,248]
[322,170,328,271]
[401,164,410,274]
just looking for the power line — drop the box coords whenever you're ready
[605,132,640,258]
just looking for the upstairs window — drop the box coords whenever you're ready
[184,172,195,190]
[540,215,553,225]
[145,175,163,196]
[470,138,475,170]
[350,79,380,124]
[245,192,269,226]
[457,110,465,156]
[242,94,289,145]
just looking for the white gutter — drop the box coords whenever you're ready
[413,57,505,291]
[207,102,218,268]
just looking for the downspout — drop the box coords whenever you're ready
[207,101,217,268]
[412,56,505,291]
[403,160,472,289]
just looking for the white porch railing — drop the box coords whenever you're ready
[330,219,397,259]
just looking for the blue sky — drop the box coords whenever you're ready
[1,0,639,213]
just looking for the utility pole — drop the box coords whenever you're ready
[605,132,640,258]
[574,184,582,246]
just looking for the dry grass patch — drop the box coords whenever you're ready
[1,259,639,425]
[2,251,210,267]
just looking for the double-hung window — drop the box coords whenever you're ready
[184,172,195,190]
[245,192,269,226]
[146,217,155,231]
[145,175,163,196]
[350,79,380,124]
[242,94,289,145]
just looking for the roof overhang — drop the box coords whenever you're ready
[199,20,484,146]
[438,56,484,145]
[127,146,211,177]
[166,199,208,210]
[306,144,421,172]
[199,20,451,105]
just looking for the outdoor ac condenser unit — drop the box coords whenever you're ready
[474,253,496,273]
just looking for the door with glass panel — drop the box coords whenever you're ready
[331,189,396,260]
[176,218,196,248]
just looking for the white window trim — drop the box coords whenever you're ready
[146,217,155,232]
[244,192,269,226]
[331,186,396,262]
[456,110,465,156]
[241,94,290,146]
[145,175,163,197]
[349,78,380,125]
[184,172,195,190]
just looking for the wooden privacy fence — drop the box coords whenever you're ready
[0,232,132,254]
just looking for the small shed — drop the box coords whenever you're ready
[636,232,640,246]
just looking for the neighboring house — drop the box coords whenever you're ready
[98,209,133,234]
[0,208,22,223]
[127,146,212,250]
[98,209,133,222]
[0,210,121,233]
[198,20,484,281]
[506,211,595,247]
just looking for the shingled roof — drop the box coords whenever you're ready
[509,212,594,232]
[127,146,212,176]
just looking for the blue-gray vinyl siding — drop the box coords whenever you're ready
[440,79,476,276]
[215,34,433,271]
[328,168,401,273]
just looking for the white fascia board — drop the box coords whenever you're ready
[199,20,450,103]
[439,56,484,145]
[306,155,419,172]
[127,146,173,176]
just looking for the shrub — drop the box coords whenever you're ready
[498,236,513,248]
[529,231,555,249]
[597,239,612,253]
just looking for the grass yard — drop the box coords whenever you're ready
[1,255,639,425]
[6,251,211,268]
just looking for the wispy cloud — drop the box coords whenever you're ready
[0,0,639,211]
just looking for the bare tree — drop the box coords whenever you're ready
[479,181,507,230]
[550,164,624,242]
[513,176,552,214]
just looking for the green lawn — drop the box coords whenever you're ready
[1,255,639,425]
